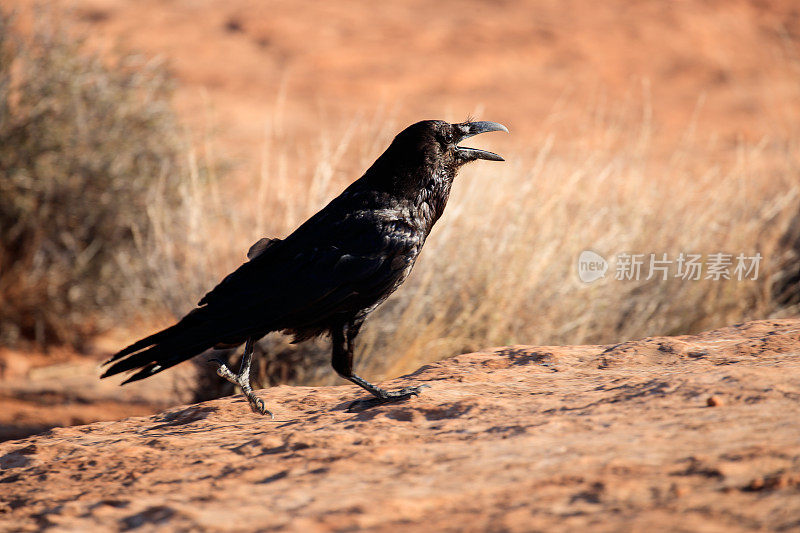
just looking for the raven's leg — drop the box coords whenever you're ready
[213,337,273,418]
[331,323,426,407]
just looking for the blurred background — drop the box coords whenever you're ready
[1,0,799,440]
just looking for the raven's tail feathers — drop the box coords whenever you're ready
[101,307,217,382]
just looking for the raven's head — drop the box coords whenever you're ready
[369,119,508,185]
[363,119,508,206]
[396,119,509,169]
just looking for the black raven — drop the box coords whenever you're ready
[101,119,508,416]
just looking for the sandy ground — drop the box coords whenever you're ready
[1,319,799,531]
[0,329,198,442]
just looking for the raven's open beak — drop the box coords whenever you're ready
[454,121,509,162]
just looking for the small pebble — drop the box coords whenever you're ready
[707,396,724,407]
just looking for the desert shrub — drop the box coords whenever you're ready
[0,10,184,348]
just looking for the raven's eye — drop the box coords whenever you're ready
[441,130,453,145]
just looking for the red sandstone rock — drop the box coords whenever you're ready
[1,319,800,531]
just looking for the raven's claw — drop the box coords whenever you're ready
[345,384,429,412]
[212,358,274,419]
[245,392,274,419]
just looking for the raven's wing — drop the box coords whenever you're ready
[200,212,419,330]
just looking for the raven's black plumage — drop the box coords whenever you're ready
[102,119,507,414]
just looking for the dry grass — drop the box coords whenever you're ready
[148,105,800,384]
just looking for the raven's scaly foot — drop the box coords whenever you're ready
[346,384,428,412]
[210,359,274,419]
